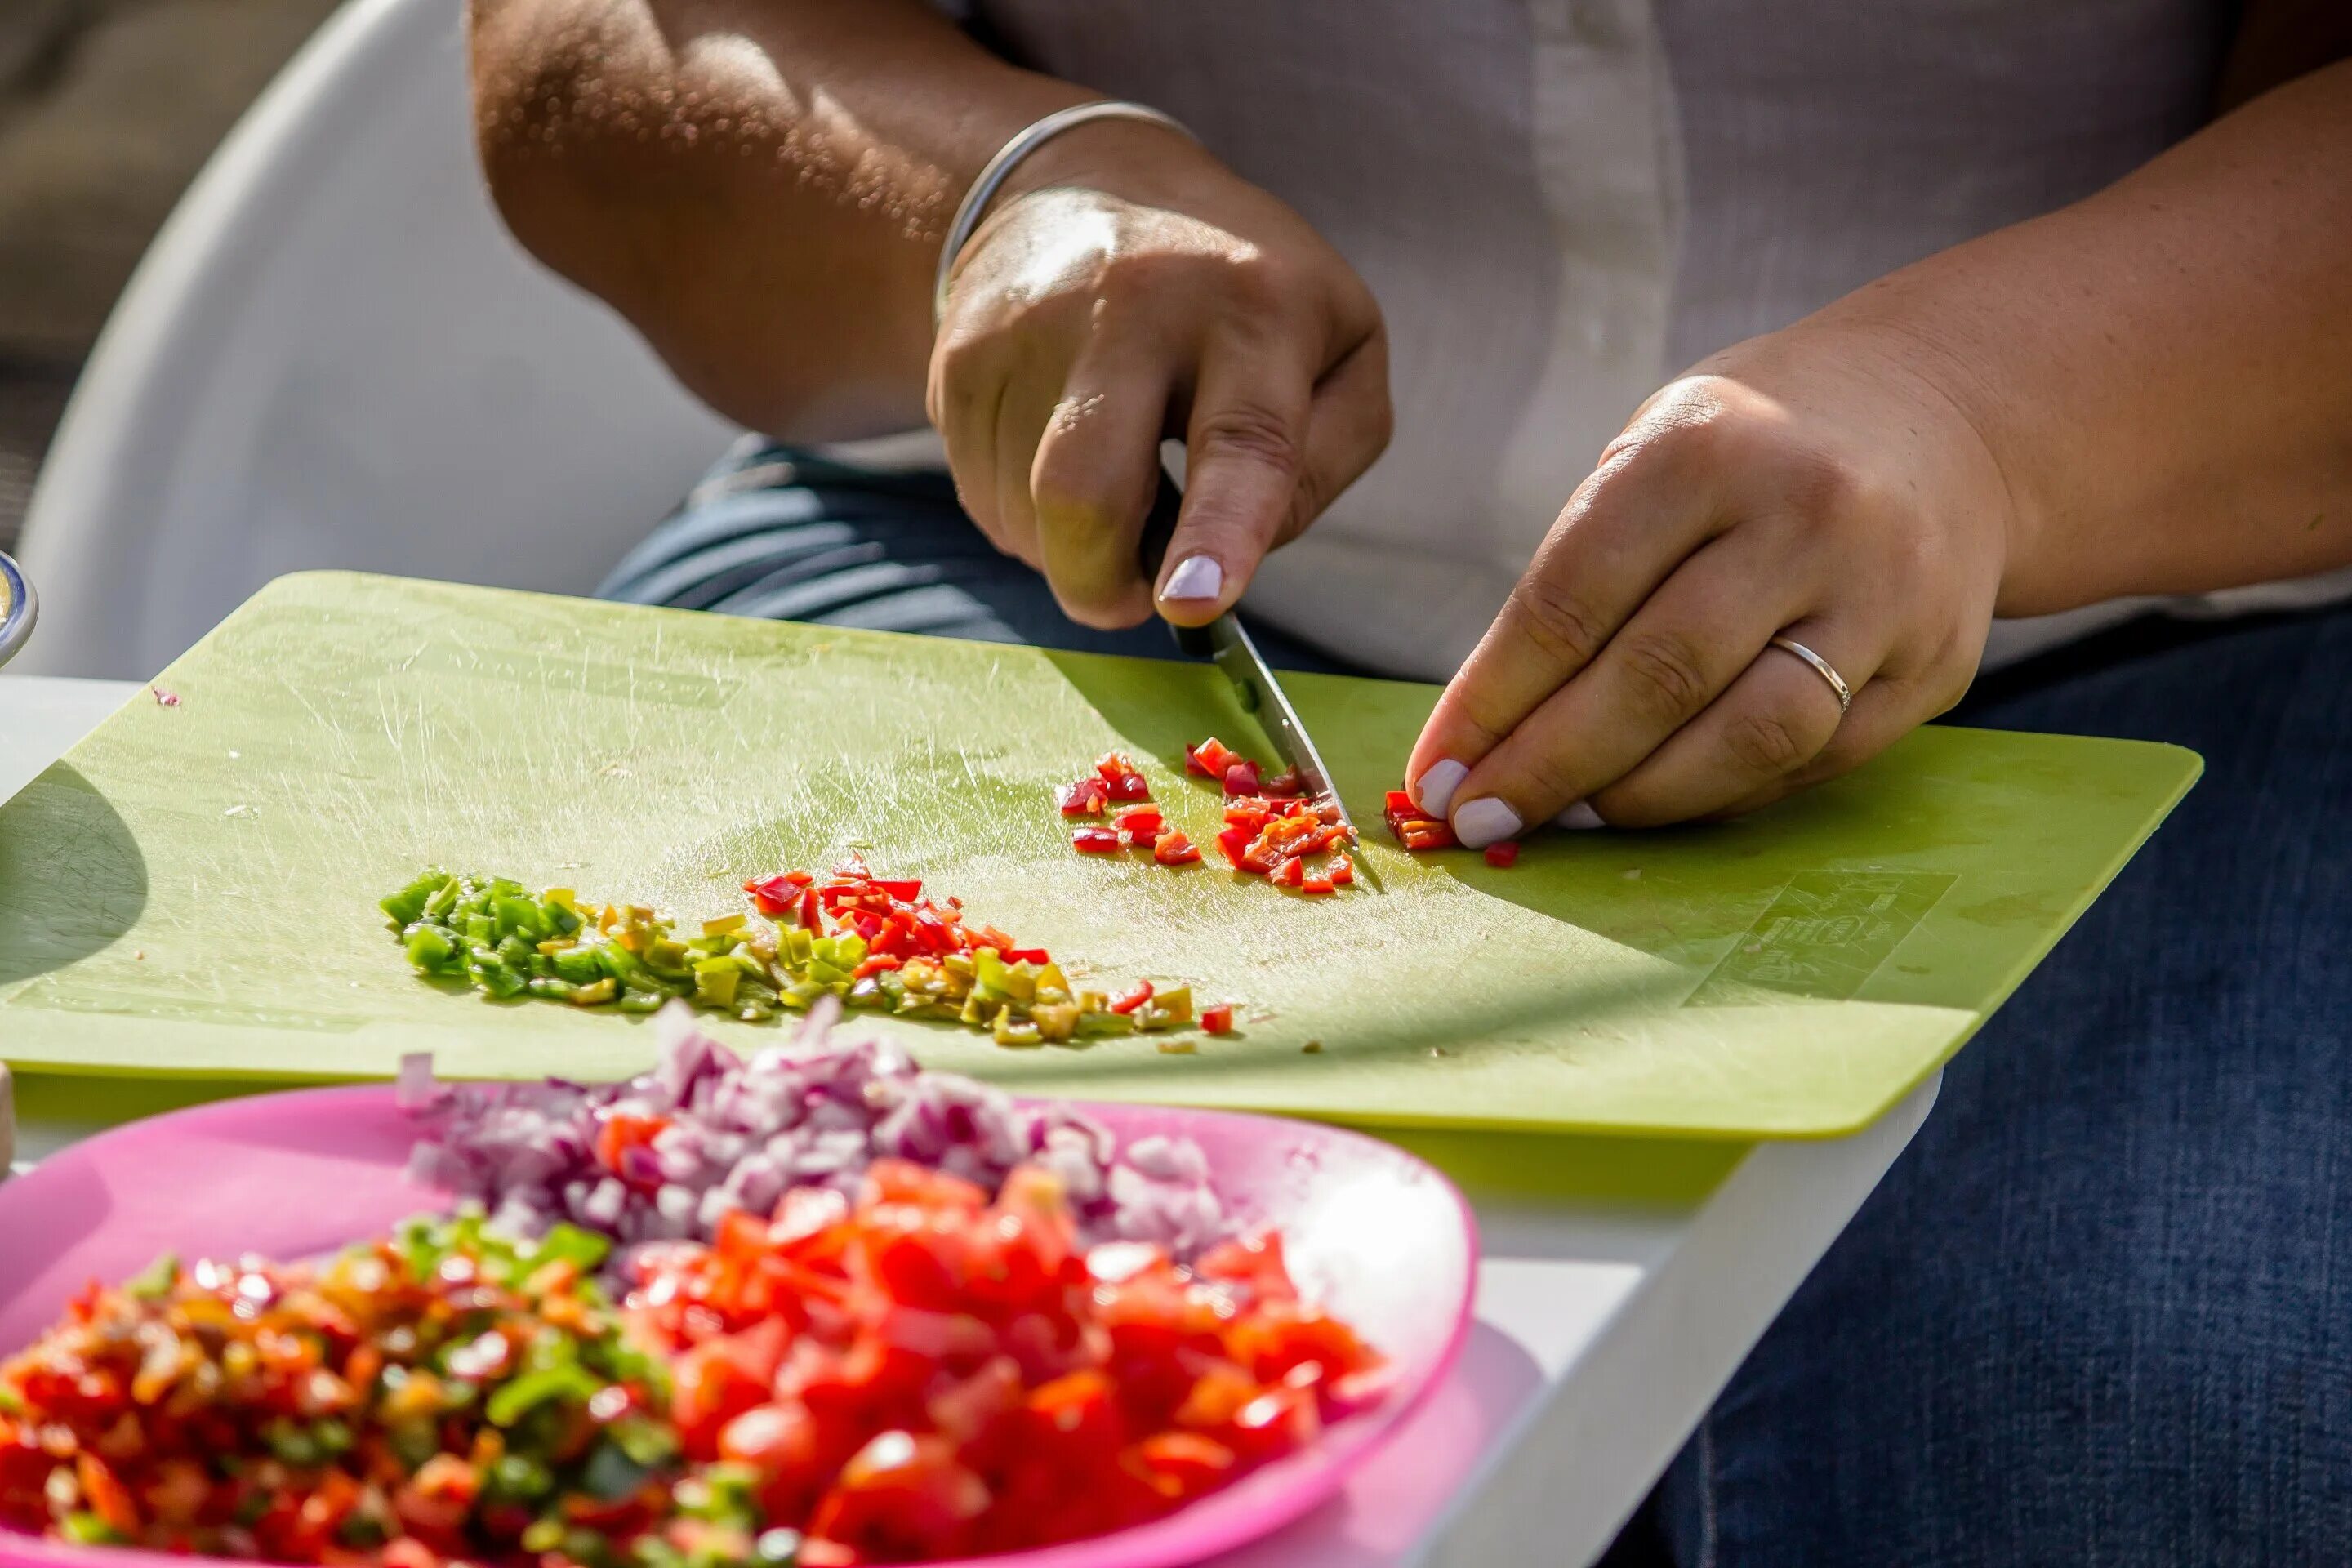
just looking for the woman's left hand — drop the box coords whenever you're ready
[1406,325,2017,841]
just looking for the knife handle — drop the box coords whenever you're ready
[1136,468,1214,659]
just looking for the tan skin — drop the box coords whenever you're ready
[474,0,2352,840]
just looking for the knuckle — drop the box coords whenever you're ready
[1507,576,1612,670]
[1223,250,1298,319]
[1517,746,1585,809]
[1722,709,1812,777]
[1195,401,1304,476]
[1614,630,1713,722]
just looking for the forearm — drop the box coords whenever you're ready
[1788,60,2352,617]
[468,0,1088,439]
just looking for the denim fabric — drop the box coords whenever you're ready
[597,439,1356,674]
[1656,608,2352,1566]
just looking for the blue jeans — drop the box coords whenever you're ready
[609,445,2352,1565]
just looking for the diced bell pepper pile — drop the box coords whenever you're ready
[1056,753,1201,866]
[1186,739,1357,895]
[382,868,1198,1045]
[0,1217,693,1568]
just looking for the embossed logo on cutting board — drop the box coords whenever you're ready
[1685,871,1957,1005]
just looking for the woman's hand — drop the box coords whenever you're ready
[1407,327,2015,840]
[930,122,1390,630]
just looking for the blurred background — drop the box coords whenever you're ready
[0,0,336,551]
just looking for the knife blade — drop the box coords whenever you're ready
[1136,471,1360,842]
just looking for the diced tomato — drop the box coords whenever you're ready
[1222,760,1262,797]
[808,1432,989,1561]
[1152,831,1202,866]
[1109,981,1155,1015]
[1130,1432,1236,1502]
[1200,1003,1235,1036]
[595,1112,670,1180]
[1484,841,1521,867]
[1071,827,1122,854]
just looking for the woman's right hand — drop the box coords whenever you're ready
[930,119,1391,630]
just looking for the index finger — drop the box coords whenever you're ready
[1405,445,1726,816]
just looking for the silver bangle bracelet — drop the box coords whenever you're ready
[933,100,1195,328]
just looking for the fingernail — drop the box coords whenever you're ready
[1413,759,1468,817]
[1556,801,1606,831]
[1452,797,1522,849]
[1160,555,1223,603]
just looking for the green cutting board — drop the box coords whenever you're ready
[0,572,2196,1138]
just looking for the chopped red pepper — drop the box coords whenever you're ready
[1116,807,1166,840]
[1300,875,1336,896]
[1058,777,1110,817]
[874,878,922,901]
[850,954,902,980]
[1260,764,1307,798]
[745,875,795,916]
[1329,854,1355,885]
[1385,787,1460,853]
[1201,1003,1236,1035]
[1186,737,1241,779]
[1399,821,1457,852]
[1271,857,1307,889]
[1000,947,1053,964]
[1218,825,1271,875]
[1071,826,1122,854]
[1153,831,1202,866]
[1107,772,1152,803]
[1223,760,1262,797]
[1109,981,1155,1015]
[798,888,824,930]
[1483,841,1521,868]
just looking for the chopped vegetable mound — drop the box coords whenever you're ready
[401,1004,1229,1261]
[623,1159,1386,1560]
[381,866,1200,1043]
[3,1031,1387,1566]
[0,1216,685,1568]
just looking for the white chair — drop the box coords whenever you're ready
[12,0,739,680]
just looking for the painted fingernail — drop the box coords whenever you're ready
[1413,759,1468,817]
[1556,801,1606,831]
[1160,555,1223,603]
[1452,797,1523,849]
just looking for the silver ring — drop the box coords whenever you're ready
[1769,635,1851,714]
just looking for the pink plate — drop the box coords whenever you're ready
[0,1088,1477,1568]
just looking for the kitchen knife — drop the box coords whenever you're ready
[1136,472,1359,841]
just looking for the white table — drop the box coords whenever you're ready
[0,671,1935,1567]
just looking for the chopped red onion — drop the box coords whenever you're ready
[402,1001,1232,1259]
